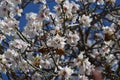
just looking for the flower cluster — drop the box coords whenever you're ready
[0,0,120,80]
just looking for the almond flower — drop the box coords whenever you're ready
[74,52,92,75]
[71,1,80,13]
[100,45,110,56]
[97,0,104,5]
[79,15,92,27]
[32,72,42,80]
[67,31,80,46]
[79,75,88,80]
[0,54,6,63]
[42,58,55,69]
[5,49,18,59]
[26,12,37,21]
[0,17,19,35]
[10,7,23,17]
[0,34,5,43]
[9,39,29,52]
[19,60,29,72]
[0,54,7,73]
[102,26,114,35]
[63,0,71,13]
[0,0,22,18]
[0,1,10,18]
[54,5,62,14]
[47,34,66,49]
[58,66,73,79]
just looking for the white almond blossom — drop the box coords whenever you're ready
[102,26,114,35]
[0,54,6,63]
[79,15,92,27]
[97,0,104,5]
[26,12,37,21]
[74,52,84,66]
[47,34,66,49]
[71,1,80,13]
[0,1,11,18]
[54,5,62,14]
[58,66,73,79]
[41,59,54,69]
[67,31,80,46]
[9,39,28,52]
[24,21,43,38]
[50,26,61,35]
[19,60,29,72]
[0,34,5,43]
[0,0,22,18]
[0,17,19,35]
[63,0,71,13]
[74,52,93,75]
[78,75,88,80]
[100,45,110,56]
[10,7,23,17]
[38,5,50,20]
[32,72,42,80]
[106,54,115,63]
[5,49,19,59]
